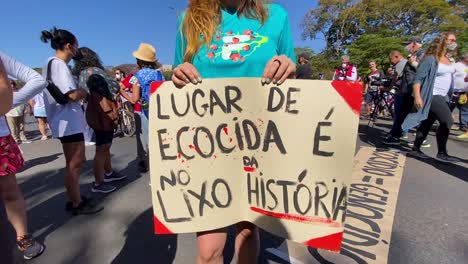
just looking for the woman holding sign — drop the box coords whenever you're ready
[172,0,296,263]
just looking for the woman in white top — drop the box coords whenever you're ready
[0,52,47,260]
[31,93,49,140]
[40,27,103,215]
[411,33,460,163]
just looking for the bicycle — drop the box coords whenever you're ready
[367,87,395,127]
[115,96,136,137]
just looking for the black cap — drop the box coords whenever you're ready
[403,37,422,45]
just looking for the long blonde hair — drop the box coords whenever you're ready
[425,32,455,63]
[182,0,269,63]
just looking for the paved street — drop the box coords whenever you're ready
[9,115,468,264]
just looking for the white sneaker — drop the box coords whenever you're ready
[40,136,48,140]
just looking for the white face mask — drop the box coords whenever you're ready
[410,61,419,68]
[342,63,347,68]
[446,42,457,51]
[115,74,121,80]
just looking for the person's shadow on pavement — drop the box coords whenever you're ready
[111,208,178,264]
[411,156,468,182]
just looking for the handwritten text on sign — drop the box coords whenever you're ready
[149,79,361,251]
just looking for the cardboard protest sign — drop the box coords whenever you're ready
[149,79,362,252]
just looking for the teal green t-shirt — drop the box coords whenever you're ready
[174,4,296,78]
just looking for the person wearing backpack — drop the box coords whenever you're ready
[119,43,164,173]
[73,47,127,194]
[41,28,103,215]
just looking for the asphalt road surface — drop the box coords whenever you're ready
[7,115,468,264]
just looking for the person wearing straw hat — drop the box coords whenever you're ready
[120,43,164,173]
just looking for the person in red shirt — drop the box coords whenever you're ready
[333,55,358,81]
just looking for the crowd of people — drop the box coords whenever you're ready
[364,33,467,162]
[0,0,467,263]
[331,34,467,163]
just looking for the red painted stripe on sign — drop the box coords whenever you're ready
[331,81,363,115]
[304,232,343,252]
[250,207,340,227]
[150,81,165,95]
[153,215,173,234]
[244,167,256,172]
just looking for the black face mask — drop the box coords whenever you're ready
[73,49,83,61]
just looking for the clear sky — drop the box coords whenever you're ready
[1,0,324,68]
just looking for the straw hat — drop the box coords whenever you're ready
[133,43,156,62]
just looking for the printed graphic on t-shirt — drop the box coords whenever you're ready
[207,29,268,62]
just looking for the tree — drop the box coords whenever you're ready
[309,50,340,80]
[347,30,404,77]
[162,70,173,81]
[294,47,315,62]
[33,68,42,75]
[112,64,137,76]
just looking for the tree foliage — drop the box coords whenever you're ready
[347,30,405,76]
[162,70,173,81]
[294,47,315,61]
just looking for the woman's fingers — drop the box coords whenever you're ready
[173,67,190,84]
[262,55,296,85]
[172,63,202,88]
[172,74,187,89]
[278,63,296,85]
[272,57,289,84]
[261,56,280,84]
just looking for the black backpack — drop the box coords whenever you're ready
[46,59,69,105]
[400,62,417,95]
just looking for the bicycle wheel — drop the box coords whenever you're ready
[121,109,136,137]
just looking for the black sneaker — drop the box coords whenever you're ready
[70,199,103,216]
[138,161,149,173]
[407,149,430,159]
[65,196,89,211]
[383,135,400,146]
[435,153,460,163]
[17,235,45,260]
[103,171,127,182]
[91,182,117,194]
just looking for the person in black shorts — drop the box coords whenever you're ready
[73,47,127,194]
[41,28,103,215]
